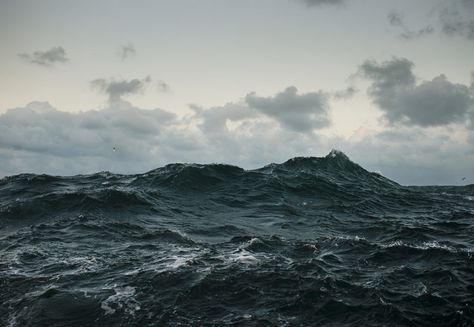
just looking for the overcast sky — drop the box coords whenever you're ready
[0,0,473,185]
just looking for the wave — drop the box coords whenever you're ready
[1,151,474,326]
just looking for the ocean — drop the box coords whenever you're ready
[1,150,473,326]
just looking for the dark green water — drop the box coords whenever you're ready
[1,151,473,326]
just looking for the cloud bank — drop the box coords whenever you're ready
[333,126,474,185]
[0,101,176,175]
[0,85,333,177]
[0,72,472,185]
[18,46,69,67]
[1,87,473,185]
[0,99,326,177]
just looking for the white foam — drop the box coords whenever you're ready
[127,247,205,274]
[329,235,366,246]
[381,240,473,254]
[101,286,140,316]
[168,254,193,269]
[381,240,403,248]
[231,250,259,263]
[218,249,259,265]
[246,237,263,247]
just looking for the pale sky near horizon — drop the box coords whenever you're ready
[1,0,473,185]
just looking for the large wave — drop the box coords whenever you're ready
[1,151,473,326]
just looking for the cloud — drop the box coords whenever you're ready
[0,101,177,175]
[301,0,346,7]
[191,102,257,134]
[0,86,332,177]
[359,58,474,127]
[0,100,325,177]
[18,46,69,67]
[385,2,474,41]
[190,86,330,134]
[91,76,152,102]
[245,86,330,132]
[329,126,474,185]
[157,80,171,93]
[332,87,357,100]
[471,71,474,91]
[439,0,474,40]
[1,97,473,185]
[118,43,136,60]
[192,86,331,134]
[387,11,434,39]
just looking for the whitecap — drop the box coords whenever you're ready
[380,240,474,254]
[101,286,140,316]
[232,250,259,263]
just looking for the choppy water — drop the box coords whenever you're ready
[1,150,473,326]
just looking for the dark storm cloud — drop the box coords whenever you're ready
[245,86,330,132]
[18,46,69,67]
[91,76,152,102]
[119,43,136,60]
[359,58,474,127]
[387,11,434,40]
[302,0,346,7]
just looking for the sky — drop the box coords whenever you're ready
[0,0,473,185]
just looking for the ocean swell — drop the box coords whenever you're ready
[1,151,473,326]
